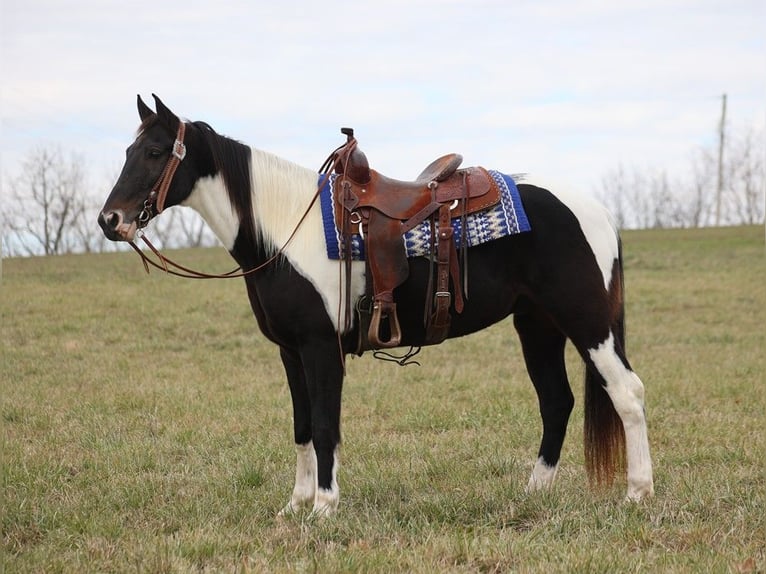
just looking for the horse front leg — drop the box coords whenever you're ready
[278,346,316,516]
[302,340,345,517]
[278,342,345,517]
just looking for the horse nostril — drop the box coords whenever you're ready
[102,210,123,230]
[98,208,135,241]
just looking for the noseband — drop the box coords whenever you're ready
[137,121,187,228]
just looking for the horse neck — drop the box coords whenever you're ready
[249,148,322,253]
[181,174,240,250]
[182,146,320,258]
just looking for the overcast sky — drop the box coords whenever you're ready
[1,0,764,202]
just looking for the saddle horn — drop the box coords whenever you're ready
[336,127,370,184]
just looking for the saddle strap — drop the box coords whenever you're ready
[425,203,464,345]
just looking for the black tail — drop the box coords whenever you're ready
[583,237,627,487]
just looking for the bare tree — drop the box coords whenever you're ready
[0,146,217,256]
[724,128,765,225]
[176,210,213,248]
[598,165,630,229]
[686,147,716,228]
[598,165,658,229]
[598,125,765,230]
[2,146,94,256]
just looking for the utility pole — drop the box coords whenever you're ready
[715,93,727,226]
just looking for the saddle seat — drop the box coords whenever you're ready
[415,153,464,184]
[332,129,501,351]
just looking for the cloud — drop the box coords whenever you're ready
[1,0,764,199]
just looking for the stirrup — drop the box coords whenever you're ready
[368,299,402,349]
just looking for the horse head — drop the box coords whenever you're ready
[98,95,204,242]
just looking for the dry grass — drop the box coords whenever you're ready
[2,225,764,573]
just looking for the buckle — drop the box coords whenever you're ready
[172,139,187,160]
[435,291,451,304]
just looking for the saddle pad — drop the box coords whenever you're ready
[319,170,530,261]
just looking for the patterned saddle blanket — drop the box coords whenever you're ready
[320,170,530,260]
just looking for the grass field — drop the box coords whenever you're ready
[2,225,764,573]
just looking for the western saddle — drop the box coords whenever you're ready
[332,128,500,351]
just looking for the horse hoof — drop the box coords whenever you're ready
[277,501,302,519]
[625,483,655,501]
[308,504,337,520]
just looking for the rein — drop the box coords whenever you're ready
[128,127,353,280]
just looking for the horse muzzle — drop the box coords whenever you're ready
[98,208,138,242]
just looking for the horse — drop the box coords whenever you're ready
[98,94,654,517]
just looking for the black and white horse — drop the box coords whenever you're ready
[98,95,653,516]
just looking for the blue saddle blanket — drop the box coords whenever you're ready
[320,170,530,260]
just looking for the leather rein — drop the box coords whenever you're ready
[128,122,353,280]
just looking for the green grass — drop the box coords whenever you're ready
[2,226,764,573]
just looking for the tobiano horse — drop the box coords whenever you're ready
[98,95,654,517]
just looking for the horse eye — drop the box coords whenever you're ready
[147,147,163,159]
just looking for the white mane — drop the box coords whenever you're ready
[249,148,366,331]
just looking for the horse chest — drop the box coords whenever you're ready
[242,266,339,345]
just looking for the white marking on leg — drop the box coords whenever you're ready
[312,447,340,517]
[278,441,317,516]
[526,456,559,492]
[589,332,654,500]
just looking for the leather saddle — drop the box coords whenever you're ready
[332,128,501,350]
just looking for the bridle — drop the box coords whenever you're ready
[137,121,187,228]
[128,125,355,280]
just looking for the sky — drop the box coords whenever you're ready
[1,0,765,203]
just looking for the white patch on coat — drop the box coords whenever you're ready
[182,150,365,331]
[524,177,619,291]
[588,332,654,500]
[182,174,240,250]
[526,456,559,492]
[249,149,366,332]
[278,441,317,516]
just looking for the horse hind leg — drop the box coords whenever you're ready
[587,331,654,501]
[513,310,574,493]
[565,273,654,500]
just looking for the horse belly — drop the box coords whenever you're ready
[392,239,524,345]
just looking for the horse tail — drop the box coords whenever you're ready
[583,235,627,488]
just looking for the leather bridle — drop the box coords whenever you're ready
[137,121,187,228]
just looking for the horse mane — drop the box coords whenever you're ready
[143,117,318,255]
[192,121,256,245]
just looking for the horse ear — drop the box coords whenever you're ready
[137,94,154,121]
[152,94,180,132]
